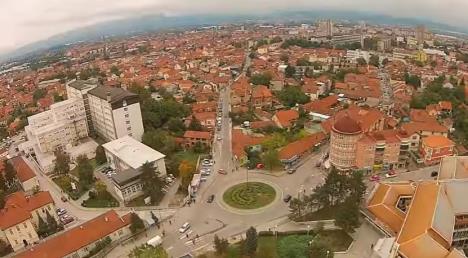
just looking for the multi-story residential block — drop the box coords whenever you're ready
[367,156,468,258]
[88,86,144,142]
[346,49,370,64]
[0,191,57,251]
[17,210,132,258]
[102,136,166,202]
[65,78,99,133]
[420,135,455,165]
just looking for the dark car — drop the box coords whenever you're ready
[431,171,438,177]
[207,194,215,203]
[283,194,292,203]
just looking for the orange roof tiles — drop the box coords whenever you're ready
[422,135,455,148]
[10,156,36,183]
[184,130,212,140]
[279,133,326,160]
[231,129,265,159]
[274,109,299,128]
[17,210,131,258]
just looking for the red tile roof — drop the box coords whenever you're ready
[17,210,131,258]
[0,191,54,230]
[279,133,326,160]
[402,122,448,135]
[231,129,265,159]
[274,110,299,128]
[302,95,339,114]
[10,156,36,183]
[184,130,212,140]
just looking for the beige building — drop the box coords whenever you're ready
[0,191,56,251]
[329,115,363,170]
[17,210,132,258]
[65,78,99,133]
[88,86,144,142]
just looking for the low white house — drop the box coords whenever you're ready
[102,136,167,202]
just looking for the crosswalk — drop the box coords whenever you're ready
[184,235,208,247]
[178,230,193,239]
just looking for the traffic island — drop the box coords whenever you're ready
[222,182,276,210]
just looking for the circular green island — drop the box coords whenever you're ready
[223,182,276,209]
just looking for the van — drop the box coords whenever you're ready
[147,235,163,247]
[179,222,191,233]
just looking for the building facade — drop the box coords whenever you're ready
[329,115,363,170]
[65,78,99,133]
[88,86,144,142]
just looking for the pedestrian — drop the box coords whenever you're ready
[186,233,189,239]
[371,243,374,250]
[169,220,172,225]
[196,234,199,239]
[192,239,195,245]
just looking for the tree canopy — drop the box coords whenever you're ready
[53,150,70,175]
[277,86,309,107]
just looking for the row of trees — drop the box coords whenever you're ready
[37,210,62,238]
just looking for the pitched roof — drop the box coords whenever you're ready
[184,130,212,140]
[279,133,326,160]
[231,129,265,159]
[401,121,448,135]
[274,109,299,127]
[302,95,339,114]
[422,135,455,148]
[252,85,273,98]
[10,156,36,182]
[0,191,54,230]
[17,210,131,258]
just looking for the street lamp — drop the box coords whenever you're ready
[274,225,278,239]
[326,250,330,258]
[307,225,311,236]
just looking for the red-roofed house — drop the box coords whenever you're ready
[0,191,56,251]
[420,135,455,165]
[17,210,132,258]
[272,110,299,129]
[193,112,216,130]
[183,131,212,149]
[231,129,265,164]
[279,133,326,166]
[251,85,273,108]
[10,156,39,194]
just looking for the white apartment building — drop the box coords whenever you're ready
[346,49,370,64]
[87,86,144,142]
[25,98,88,154]
[65,78,99,133]
[102,136,166,202]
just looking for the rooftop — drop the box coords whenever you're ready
[88,86,138,104]
[102,136,165,170]
[422,135,455,148]
[10,156,36,183]
[332,114,361,135]
[17,210,131,258]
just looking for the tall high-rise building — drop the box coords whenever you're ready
[87,86,144,142]
[415,25,426,45]
[317,19,334,37]
[66,78,99,133]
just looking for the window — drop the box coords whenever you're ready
[23,223,27,229]
[16,225,20,232]
[9,229,13,235]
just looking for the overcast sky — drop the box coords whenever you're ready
[1,0,467,53]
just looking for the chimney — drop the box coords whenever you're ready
[105,217,108,222]
[106,90,111,102]
[80,226,84,229]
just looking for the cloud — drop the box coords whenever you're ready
[1,0,467,51]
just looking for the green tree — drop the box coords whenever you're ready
[262,149,281,171]
[140,162,165,204]
[369,55,379,67]
[4,160,16,187]
[95,145,107,165]
[356,57,367,66]
[130,213,145,234]
[213,234,229,255]
[130,244,168,258]
[110,66,121,76]
[335,197,361,233]
[249,72,272,85]
[167,118,185,136]
[37,216,48,238]
[285,65,296,78]
[142,130,178,156]
[53,150,70,175]
[0,239,12,256]
[45,210,59,233]
[0,174,6,192]
[188,117,203,131]
[179,160,195,189]
[128,83,151,103]
[277,86,309,107]
[76,155,94,186]
[277,235,312,258]
[244,226,258,255]
[33,88,47,103]
[0,190,6,209]
[280,54,289,63]
[309,239,334,258]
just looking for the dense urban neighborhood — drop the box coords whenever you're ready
[0,19,467,258]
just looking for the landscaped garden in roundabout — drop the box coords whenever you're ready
[223,182,276,209]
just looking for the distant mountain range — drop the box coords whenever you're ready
[2,10,467,63]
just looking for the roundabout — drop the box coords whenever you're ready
[219,181,280,214]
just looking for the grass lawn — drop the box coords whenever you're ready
[200,231,352,257]
[174,150,200,167]
[125,195,148,207]
[70,159,97,178]
[293,205,340,221]
[223,182,276,209]
[82,190,119,208]
[53,175,87,200]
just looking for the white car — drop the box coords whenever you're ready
[179,222,191,233]
[217,136,222,141]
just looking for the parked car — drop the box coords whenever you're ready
[431,171,439,177]
[179,222,191,233]
[370,175,380,182]
[217,136,222,141]
[218,169,227,175]
[60,216,74,225]
[202,159,213,166]
[200,176,207,182]
[56,208,67,216]
[283,194,292,203]
[287,168,296,174]
[61,196,68,202]
[385,171,397,178]
[207,194,215,203]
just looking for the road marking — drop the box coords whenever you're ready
[178,230,193,239]
[166,246,173,251]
